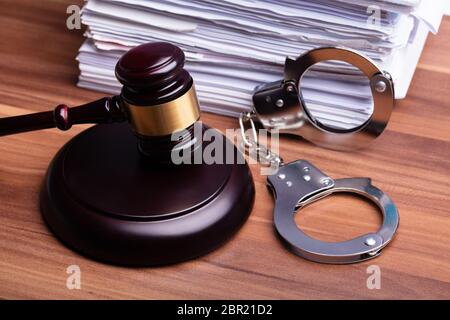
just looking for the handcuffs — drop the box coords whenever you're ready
[251,47,395,151]
[239,47,399,264]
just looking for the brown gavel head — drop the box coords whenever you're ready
[114,42,201,161]
[115,42,200,139]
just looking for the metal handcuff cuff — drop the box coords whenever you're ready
[239,47,399,264]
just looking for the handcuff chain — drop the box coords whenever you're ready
[238,111,283,167]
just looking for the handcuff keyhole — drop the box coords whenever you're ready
[295,193,382,243]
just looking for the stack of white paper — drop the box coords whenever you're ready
[77,0,448,129]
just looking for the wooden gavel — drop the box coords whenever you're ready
[0,42,256,267]
[0,42,201,160]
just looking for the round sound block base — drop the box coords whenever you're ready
[40,123,255,266]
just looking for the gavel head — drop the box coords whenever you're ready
[115,42,201,161]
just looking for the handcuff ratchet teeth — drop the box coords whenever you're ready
[252,47,395,151]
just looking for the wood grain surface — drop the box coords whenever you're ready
[0,0,449,299]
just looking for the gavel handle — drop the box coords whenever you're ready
[0,96,126,137]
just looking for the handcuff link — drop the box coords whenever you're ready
[239,111,283,168]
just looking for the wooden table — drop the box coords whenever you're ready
[0,0,449,299]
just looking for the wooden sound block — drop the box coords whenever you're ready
[40,123,255,266]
